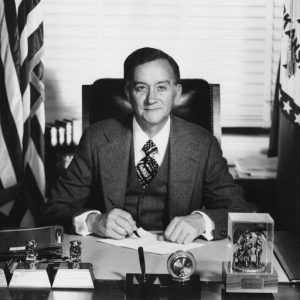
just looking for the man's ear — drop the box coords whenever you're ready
[124,83,130,100]
[174,83,182,102]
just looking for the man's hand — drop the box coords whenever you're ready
[163,214,206,244]
[86,208,137,239]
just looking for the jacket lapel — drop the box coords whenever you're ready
[98,118,132,210]
[169,116,200,219]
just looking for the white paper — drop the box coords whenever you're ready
[97,228,204,255]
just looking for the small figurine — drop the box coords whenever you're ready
[254,234,263,268]
[232,231,266,273]
[25,240,39,269]
[242,232,253,267]
[69,240,81,269]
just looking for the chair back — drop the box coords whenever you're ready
[82,78,221,143]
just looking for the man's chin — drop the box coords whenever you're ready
[143,114,165,126]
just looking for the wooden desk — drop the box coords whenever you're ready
[0,234,299,300]
[61,235,288,282]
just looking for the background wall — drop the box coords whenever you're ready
[43,0,283,128]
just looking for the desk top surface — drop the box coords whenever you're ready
[0,234,296,300]
[62,234,289,282]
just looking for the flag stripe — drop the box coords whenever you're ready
[24,163,45,220]
[3,0,20,81]
[0,127,17,188]
[25,138,45,196]
[26,1,43,38]
[0,0,46,226]
[28,22,43,62]
[0,55,23,184]
[0,1,24,148]
[26,115,44,160]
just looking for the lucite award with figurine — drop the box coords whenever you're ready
[222,213,278,293]
[52,240,94,289]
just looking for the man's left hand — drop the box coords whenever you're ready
[163,214,205,244]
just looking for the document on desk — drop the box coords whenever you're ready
[97,228,204,255]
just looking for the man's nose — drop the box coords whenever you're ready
[146,88,157,104]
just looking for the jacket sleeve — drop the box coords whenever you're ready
[200,136,253,240]
[40,128,98,232]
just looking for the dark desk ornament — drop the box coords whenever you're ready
[222,213,278,293]
[126,247,201,298]
[9,240,51,288]
[52,240,94,289]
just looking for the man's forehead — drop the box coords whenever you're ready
[132,59,176,81]
[133,58,172,71]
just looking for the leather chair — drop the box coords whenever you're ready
[82,78,221,143]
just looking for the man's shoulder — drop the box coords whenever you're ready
[82,114,132,144]
[85,114,132,135]
[171,115,214,141]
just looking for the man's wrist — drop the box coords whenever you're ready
[190,212,205,234]
[191,211,215,241]
[73,210,100,236]
[86,212,100,233]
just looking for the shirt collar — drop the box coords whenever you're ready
[133,116,170,156]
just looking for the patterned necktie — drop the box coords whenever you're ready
[136,140,159,187]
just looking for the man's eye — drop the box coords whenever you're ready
[157,85,167,91]
[136,85,147,92]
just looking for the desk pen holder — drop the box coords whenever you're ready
[222,213,278,293]
[126,250,201,296]
[125,273,201,300]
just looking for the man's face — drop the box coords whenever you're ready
[126,59,182,135]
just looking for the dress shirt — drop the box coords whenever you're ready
[133,116,170,167]
[74,117,214,240]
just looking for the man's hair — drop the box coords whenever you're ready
[124,47,180,84]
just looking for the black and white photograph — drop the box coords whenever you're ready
[0,0,299,298]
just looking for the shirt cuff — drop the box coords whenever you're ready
[73,210,100,236]
[191,211,215,241]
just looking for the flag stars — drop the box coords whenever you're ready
[283,100,292,114]
[294,113,300,125]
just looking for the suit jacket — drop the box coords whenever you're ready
[41,114,247,239]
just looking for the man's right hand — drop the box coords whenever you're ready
[86,208,137,239]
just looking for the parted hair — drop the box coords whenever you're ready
[124,47,180,84]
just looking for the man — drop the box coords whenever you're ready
[42,47,247,244]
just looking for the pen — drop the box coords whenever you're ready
[107,196,140,237]
[138,246,146,282]
[133,230,140,238]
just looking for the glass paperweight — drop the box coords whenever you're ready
[222,213,278,293]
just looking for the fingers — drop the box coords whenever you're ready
[94,208,137,239]
[164,215,205,244]
[164,217,194,244]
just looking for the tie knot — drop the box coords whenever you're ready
[142,140,158,156]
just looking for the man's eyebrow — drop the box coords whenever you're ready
[132,80,171,85]
[132,81,147,85]
[156,80,171,85]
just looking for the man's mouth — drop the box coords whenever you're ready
[144,107,160,110]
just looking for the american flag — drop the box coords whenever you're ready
[0,0,45,226]
[279,0,300,127]
[269,0,300,230]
